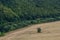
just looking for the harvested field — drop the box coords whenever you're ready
[0,21,60,40]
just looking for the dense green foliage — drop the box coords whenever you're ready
[0,0,60,35]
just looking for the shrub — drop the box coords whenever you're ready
[37,28,41,33]
[0,32,5,36]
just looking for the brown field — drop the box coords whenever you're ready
[0,21,60,40]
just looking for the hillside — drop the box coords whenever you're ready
[0,0,60,35]
[0,21,60,40]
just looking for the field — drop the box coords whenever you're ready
[0,21,60,40]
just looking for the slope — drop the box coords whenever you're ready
[0,0,60,34]
[0,21,60,40]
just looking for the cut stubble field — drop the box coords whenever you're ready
[0,21,60,40]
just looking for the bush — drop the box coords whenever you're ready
[37,28,41,33]
[0,32,5,36]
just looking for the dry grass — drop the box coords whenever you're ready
[0,21,60,40]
